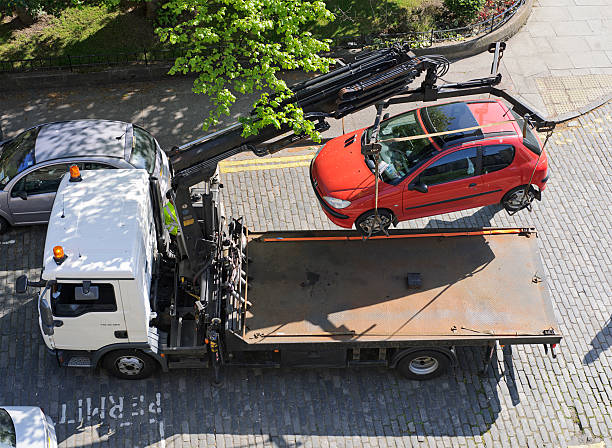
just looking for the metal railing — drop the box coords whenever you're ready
[0,47,185,73]
[0,0,524,74]
[330,0,524,49]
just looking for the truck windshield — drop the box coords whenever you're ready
[0,128,39,190]
[364,110,437,183]
[130,127,157,174]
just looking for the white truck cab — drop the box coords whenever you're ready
[36,169,158,360]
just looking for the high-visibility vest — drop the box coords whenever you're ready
[163,202,179,236]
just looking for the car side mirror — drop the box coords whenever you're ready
[13,190,27,200]
[408,181,428,194]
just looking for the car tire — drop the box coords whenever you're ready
[0,217,9,234]
[103,350,157,380]
[501,185,535,212]
[355,209,393,237]
[396,350,450,380]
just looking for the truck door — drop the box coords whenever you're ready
[47,280,129,351]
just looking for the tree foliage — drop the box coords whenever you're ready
[156,0,335,139]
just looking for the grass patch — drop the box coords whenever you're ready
[0,5,163,61]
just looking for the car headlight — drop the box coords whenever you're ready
[323,196,351,209]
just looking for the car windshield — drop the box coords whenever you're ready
[364,110,437,183]
[130,127,157,174]
[0,128,39,190]
[420,102,482,147]
[0,409,16,448]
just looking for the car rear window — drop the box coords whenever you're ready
[421,102,482,147]
[510,110,541,155]
[0,408,16,448]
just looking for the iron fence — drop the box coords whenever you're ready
[1,0,524,74]
[0,47,185,73]
[330,0,524,49]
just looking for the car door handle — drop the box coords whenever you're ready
[469,183,477,188]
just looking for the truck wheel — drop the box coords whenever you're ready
[103,350,157,380]
[396,350,450,380]
[501,185,535,212]
[355,209,393,237]
[0,217,9,234]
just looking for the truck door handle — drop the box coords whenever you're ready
[469,183,477,188]
[114,330,128,339]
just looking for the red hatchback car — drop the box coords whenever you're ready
[310,100,549,235]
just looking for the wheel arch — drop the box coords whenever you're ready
[92,343,167,372]
[355,207,398,226]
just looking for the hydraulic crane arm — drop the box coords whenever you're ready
[166,42,554,272]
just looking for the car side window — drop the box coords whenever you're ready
[419,147,479,186]
[51,282,118,317]
[482,144,515,174]
[11,164,70,196]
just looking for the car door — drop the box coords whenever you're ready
[402,147,486,219]
[7,163,72,224]
[481,144,517,202]
[47,280,129,351]
[8,161,115,224]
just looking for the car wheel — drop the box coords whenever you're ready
[396,350,450,380]
[501,185,535,212]
[103,350,157,380]
[0,217,9,234]
[355,209,393,237]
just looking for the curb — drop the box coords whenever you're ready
[413,0,534,60]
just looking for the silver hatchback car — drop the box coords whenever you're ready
[0,120,171,233]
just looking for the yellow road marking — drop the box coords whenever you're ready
[221,161,312,173]
[220,153,314,167]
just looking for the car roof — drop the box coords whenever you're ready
[42,169,151,280]
[35,120,130,163]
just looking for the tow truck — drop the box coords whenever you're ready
[16,43,561,382]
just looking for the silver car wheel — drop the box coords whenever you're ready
[116,356,145,376]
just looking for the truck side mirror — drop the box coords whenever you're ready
[16,275,28,294]
[408,181,428,194]
[383,113,390,120]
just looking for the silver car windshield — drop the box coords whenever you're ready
[0,128,39,190]
[365,110,437,183]
[0,408,16,448]
[130,127,157,174]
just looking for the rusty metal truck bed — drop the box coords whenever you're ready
[242,228,560,345]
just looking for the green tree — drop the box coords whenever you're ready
[1,0,71,24]
[156,0,334,140]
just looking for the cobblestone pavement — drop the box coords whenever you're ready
[1,92,610,447]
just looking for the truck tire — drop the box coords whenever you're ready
[396,350,450,380]
[103,350,157,380]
